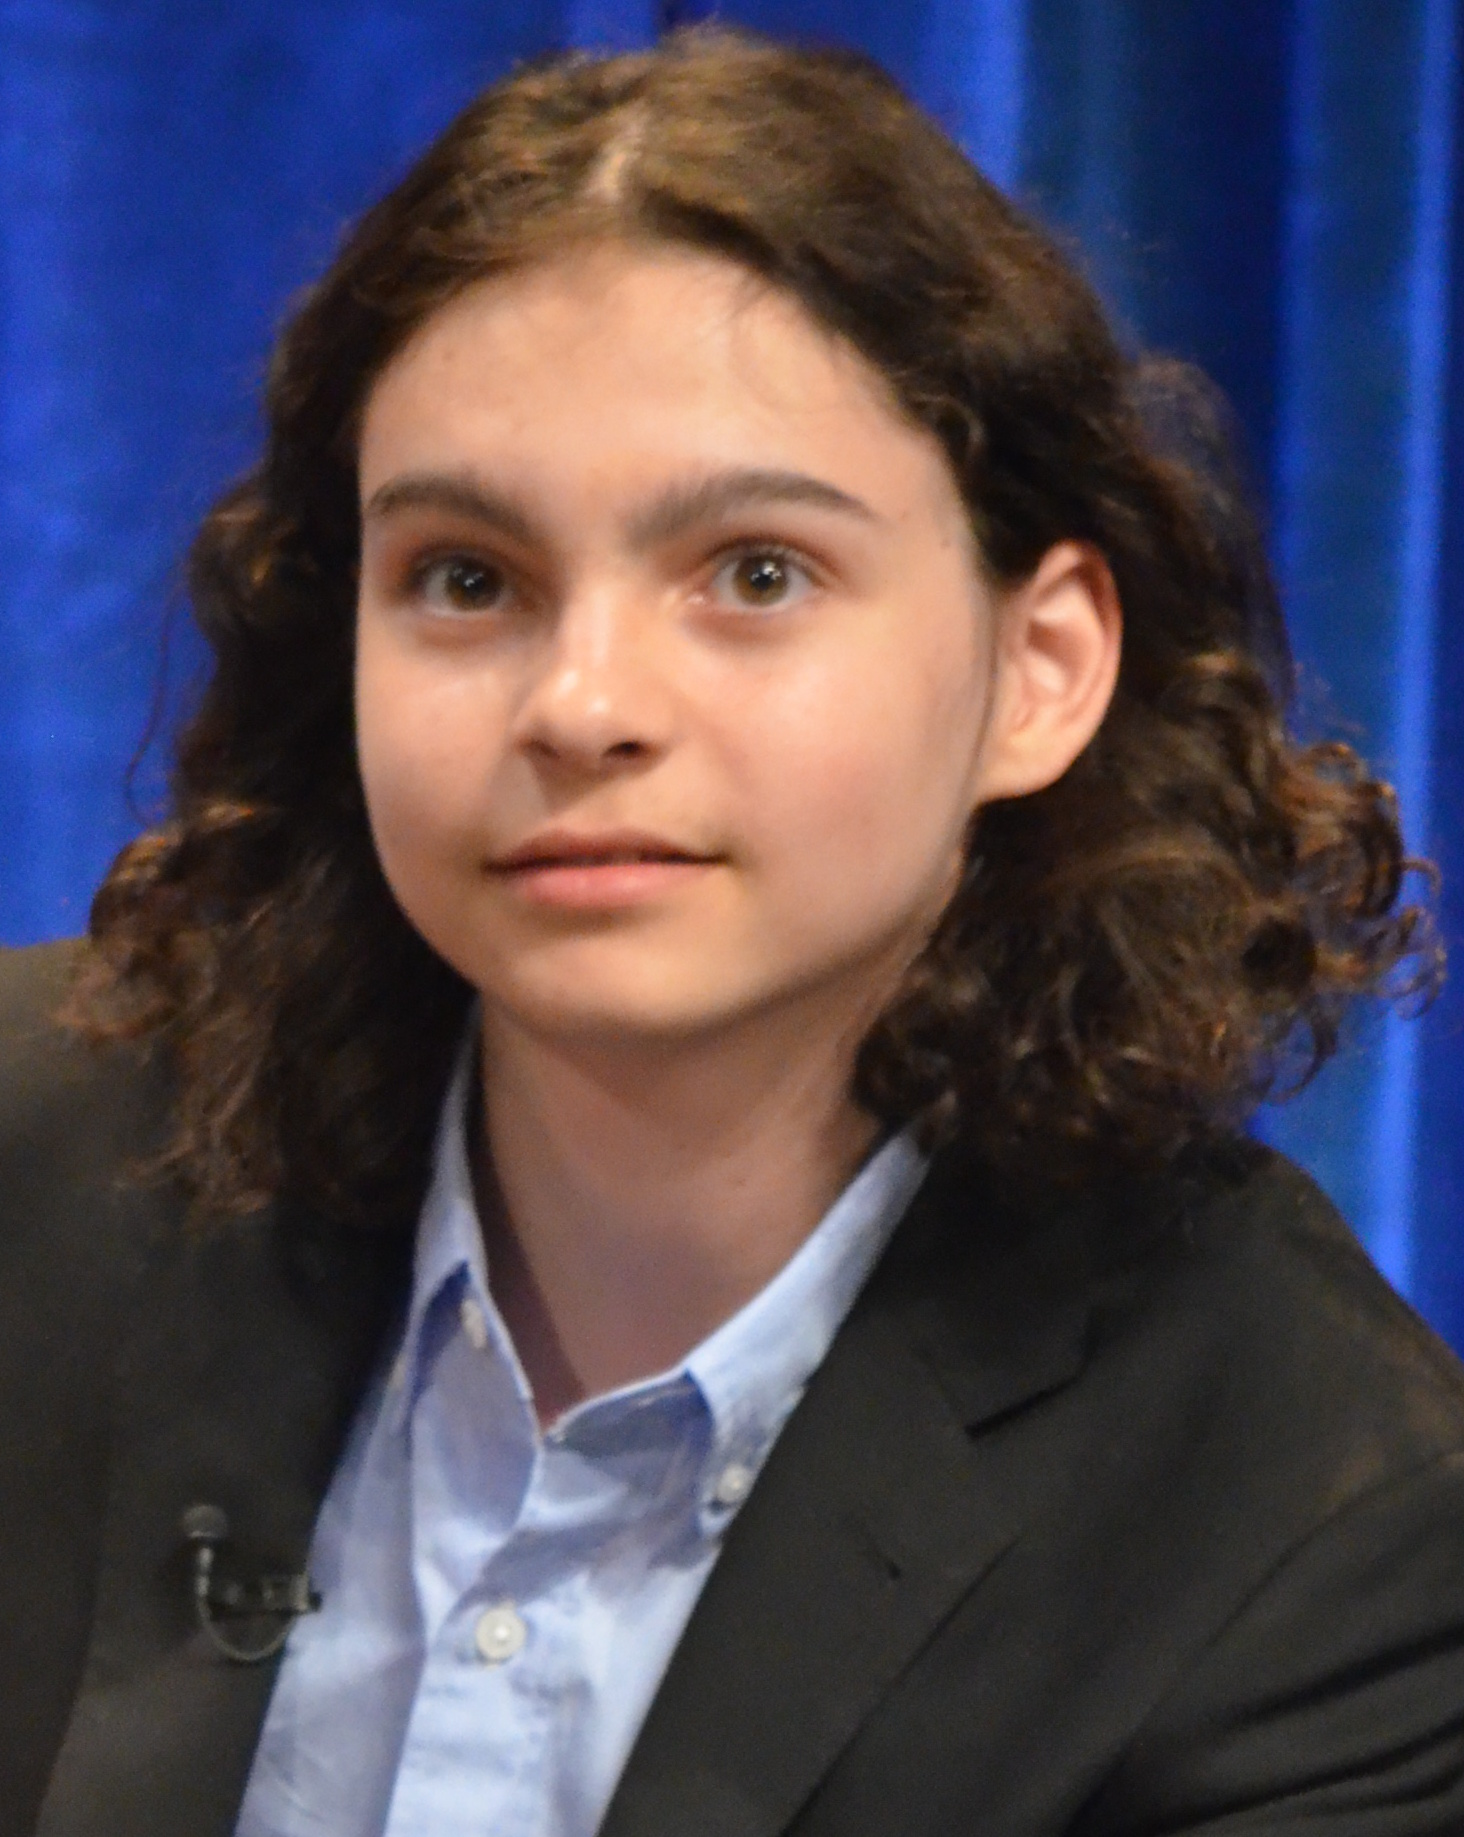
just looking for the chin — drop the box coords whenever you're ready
[470,956,789,1051]
[498,988,748,1048]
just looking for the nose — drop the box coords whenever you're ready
[510,580,672,774]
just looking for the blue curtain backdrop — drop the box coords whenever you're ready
[3,0,1462,1348]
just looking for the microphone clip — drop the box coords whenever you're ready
[180,1503,321,1665]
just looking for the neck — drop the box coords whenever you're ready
[473,997,882,1426]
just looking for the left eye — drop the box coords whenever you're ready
[708,549,813,612]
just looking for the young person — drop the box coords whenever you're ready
[3,27,1463,1837]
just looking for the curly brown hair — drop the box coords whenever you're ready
[66,26,1435,1230]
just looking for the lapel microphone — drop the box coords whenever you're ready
[180,1503,321,1665]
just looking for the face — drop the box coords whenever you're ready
[354,244,1029,1052]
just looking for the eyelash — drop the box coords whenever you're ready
[404,551,513,615]
[702,542,820,614]
[395,538,824,619]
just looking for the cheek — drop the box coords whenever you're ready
[730,632,990,924]
[354,636,504,882]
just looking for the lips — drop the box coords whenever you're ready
[486,829,718,911]
[489,829,716,872]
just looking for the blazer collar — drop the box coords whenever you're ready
[600,1143,1155,1837]
[36,1196,407,1837]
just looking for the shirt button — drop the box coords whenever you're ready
[474,1602,527,1665]
[459,1295,489,1352]
[713,1461,755,1507]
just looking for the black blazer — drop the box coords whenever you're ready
[4,938,1464,1837]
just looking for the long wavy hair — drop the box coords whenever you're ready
[66,27,1435,1229]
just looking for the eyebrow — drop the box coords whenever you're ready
[362,473,537,546]
[361,465,880,550]
[624,467,881,546]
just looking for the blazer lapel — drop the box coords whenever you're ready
[600,1151,1100,1837]
[36,1197,406,1837]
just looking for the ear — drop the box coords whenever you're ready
[968,540,1122,805]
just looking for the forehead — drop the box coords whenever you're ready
[357,243,969,538]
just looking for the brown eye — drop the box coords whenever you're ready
[710,549,813,612]
[417,555,509,613]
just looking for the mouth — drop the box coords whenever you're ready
[487,831,721,908]
[490,830,716,872]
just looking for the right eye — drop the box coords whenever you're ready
[412,554,510,614]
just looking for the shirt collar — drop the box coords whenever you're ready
[683,1126,927,1530]
[388,1024,929,1511]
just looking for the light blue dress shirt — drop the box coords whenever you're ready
[236,1043,927,1837]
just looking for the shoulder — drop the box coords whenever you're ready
[909,1131,1464,1554]
[0,937,87,1100]
[0,939,169,1202]
[1056,1140,1464,1618]
[0,937,150,1135]
[890,1141,1464,1818]
[0,947,172,1772]
[1129,1141,1464,1467]
[0,939,175,1313]
[1049,1147,1464,1823]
